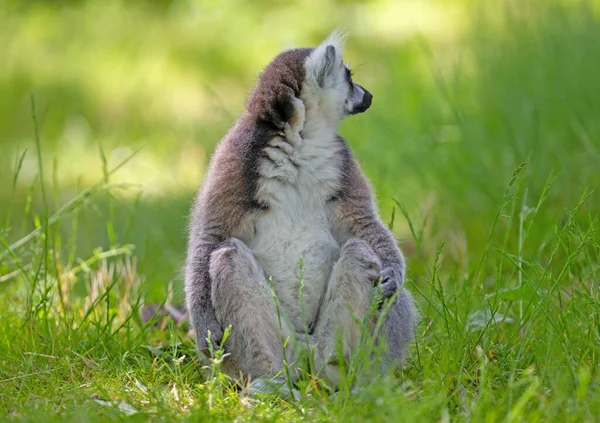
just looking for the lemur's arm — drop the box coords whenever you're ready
[331,151,405,300]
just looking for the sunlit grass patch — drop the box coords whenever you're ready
[1,0,600,421]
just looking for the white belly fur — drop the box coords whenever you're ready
[250,200,340,332]
[248,130,343,332]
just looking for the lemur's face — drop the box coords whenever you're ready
[343,65,373,115]
[303,33,373,122]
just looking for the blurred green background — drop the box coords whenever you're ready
[1,0,599,301]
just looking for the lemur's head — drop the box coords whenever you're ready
[246,32,372,132]
[303,31,372,121]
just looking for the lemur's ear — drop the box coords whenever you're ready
[318,45,337,87]
[306,44,339,88]
[306,31,346,88]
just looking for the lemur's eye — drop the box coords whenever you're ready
[345,67,352,85]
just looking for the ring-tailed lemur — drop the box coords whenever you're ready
[185,32,415,392]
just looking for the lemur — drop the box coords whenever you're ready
[184,32,415,392]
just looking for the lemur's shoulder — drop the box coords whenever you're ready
[245,48,313,130]
[190,121,268,237]
[198,46,315,217]
[328,135,373,205]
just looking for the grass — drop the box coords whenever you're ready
[1,0,600,421]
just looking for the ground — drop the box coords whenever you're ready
[0,0,599,421]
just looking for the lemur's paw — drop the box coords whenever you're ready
[375,267,404,306]
[341,238,382,281]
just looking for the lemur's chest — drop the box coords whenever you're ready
[244,134,343,330]
[250,133,342,246]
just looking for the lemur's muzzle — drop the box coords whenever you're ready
[348,83,373,115]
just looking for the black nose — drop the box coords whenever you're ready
[350,84,373,114]
[359,90,373,111]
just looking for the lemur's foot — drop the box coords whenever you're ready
[245,377,300,401]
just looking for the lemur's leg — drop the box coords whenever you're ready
[311,238,416,387]
[209,237,296,384]
[311,238,381,385]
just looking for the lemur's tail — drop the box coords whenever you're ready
[140,304,189,328]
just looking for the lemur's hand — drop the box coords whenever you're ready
[341,238,382,283]
[377,267,404,303]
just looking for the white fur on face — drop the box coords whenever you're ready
[302,31,352,130]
